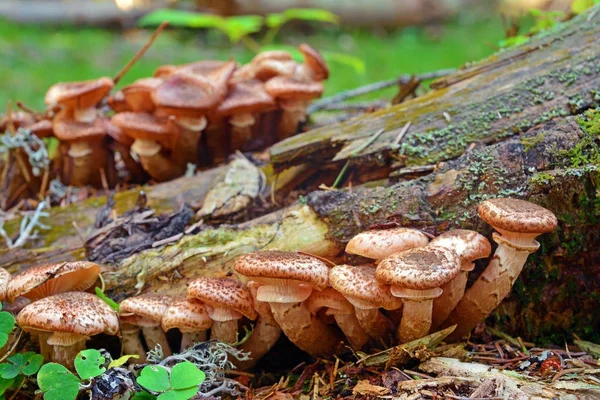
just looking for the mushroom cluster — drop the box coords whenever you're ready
[1,44,328,194]
[1,197,557,370]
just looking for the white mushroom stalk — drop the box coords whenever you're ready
[120,323,147,363]
[443,198,557,341]
[390,287,442,343]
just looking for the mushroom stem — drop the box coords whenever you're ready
[111,142,147,183]
[37,333,53,361]
[333,313,369,350]
[180,331,208,351]
[141,326,172,356]
[354,308,395,341]
[210,320,239,344]
[442,234,539,341]
[52,340,87,370]
[229,113,255,152]
[66,144,112,187]
[277,101,308,140]
[270,302,343,358]
[236,317,282,370]
[431,270,469,330]
[398,298,435,343]
[137,152,186,183]
[121,325,147,363]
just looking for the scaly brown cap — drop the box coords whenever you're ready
[17,292,119,338]
[111,112,180,149]
[299,43,329,80]
[7,261,101,303]
[233,250,329,290]
[376,247,461,290]
[346,227,429,261]
[45,77,113,110]
[215,80,275,117]
[187,278,257,321]
[161,298,213,333]
[329,264,402,310]
[0,268,10,302]
[429,229,491,271]
[265,76,324,100]
[478,198,558,234]
[119,294,171,327]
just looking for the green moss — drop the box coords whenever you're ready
[530,171,555,185]
[521,133,546,152]
[559,108,600,167]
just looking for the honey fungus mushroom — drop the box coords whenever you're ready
[45,77,113,120]
[233,251,343,358]
[443,198,557,341]
[377,247,461,343]
[17,292,119,368]
[187,277,257,344]
[161,298,212,352]
[6,261,101,303]
[0,268,10,302]
[346,227,430,264]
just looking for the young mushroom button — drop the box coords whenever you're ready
[17,292,119,369]
[428,229,491,330]
[346,227,430,264]
[443,198,557,341]
[187,277,256,345]
[376,247,461,343]
[233,251,343,358]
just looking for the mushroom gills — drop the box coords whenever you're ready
[67,142,94,158]
[131,139,161,157]
[255,278,314,303]
[205,305,243,322]
[74,107,97,123]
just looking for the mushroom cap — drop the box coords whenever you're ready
[299,43,329,80]
[7,261,101,303]
[252,50,293,64]
[122,77,162,112]
[346,227,430,261]
[111,112,180,149]
[28,120,54,138]
[107,91,132,113]
[305,288,354,316]
[0,111,36,132]
[478,198,558,234]
[376,247,461,290]
[329,264,402,310]
[152,61,236,116]
[233,250,330,291]
[52,109,106,143]
[45,77,114,110]
[0,268,10,302]
[215,80,276,117]
[100,118,134,147]
[161,298,213,333]
[429,229,491,269]
[187,277,257,320]
[17,292,119,337]
[119,294,171,325]
[265,76,324,100]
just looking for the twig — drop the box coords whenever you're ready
[113,21,169,85]
[308,68,455,113]
[331,129,384,188]
[391,121,411,148]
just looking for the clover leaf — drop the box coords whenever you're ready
[169,362,205,390]
[74,349,106,380]
[158,387,198,400]
[37,363,80,400]
[0,377,15,397]
[137,365,170,393]
[0,352,43,379]
[136,362,204,400]
[0,311,15,349]
[132,391,157,400]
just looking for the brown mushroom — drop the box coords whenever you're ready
[329,264,400,342]
[119,294,172,358]
[305,288,369,350]
[0,268,10,302]
[187,277,257,344]
[428,230,491,330]
[298,43,329,81]
[121,77,162,113]
[443,198,557,341]
[161,298,212,352]
[377,247,461,343]
[111,112,185,182]
[346,227,430,264]
[233,251,343,358]
[45,77,113,121]
[17,292,119,368]
[101,118,147,183]
[6,261,101,303]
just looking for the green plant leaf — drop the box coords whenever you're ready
[137,365,170,393]
[0,364,18,380]
[157,387,198,400]
[132,391,156,400]
[74,349,106,380]
[108,354,139,369]
[322,51,366,75]
[6,352,44,377]
[0,377,15,396]
[214,15,263,43]
[95,287,120,312]
[265,13,286,29]
[282,8,340,24]
[37,363,80,400]
[0,312,15,348]
[139,9,222,28]
[169,362,205,390]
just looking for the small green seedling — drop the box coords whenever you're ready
[95,287,120,312]
[38,349,107,400]
[135,362,206,400]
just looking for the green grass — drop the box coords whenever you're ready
[0,13,511,111]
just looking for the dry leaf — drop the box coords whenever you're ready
[352,379,391,396]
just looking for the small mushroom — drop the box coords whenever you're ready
[298,43,329,81]
[111,112,185,182]
[376,247,461,343]
[187,277,257,344]
[161,298,212,352]
[45,77,113,120]
[443,198,557,341]
[428,230,491,330]
[0,268,11,302]
[121,77,162,112]
[119,294,172,358]
[329,264,400,341]
[17,292,119,368]
[233,251,343,358]
[215,79,276,153]
[53,109,115,188]
[101,118,147,183]
[305,288,369,350]
[346,227,430,264]
[7,261,101,303]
